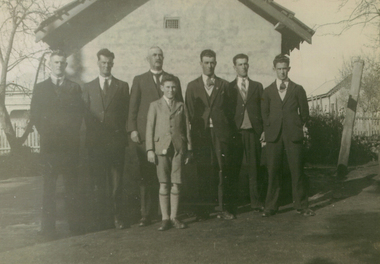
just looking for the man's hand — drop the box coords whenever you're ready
[260,132,265,142]
[184,151,193,165]
[147,150,156,164]
[303,125,308,138]
[131,131,141,144]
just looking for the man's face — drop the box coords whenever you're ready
[147,47,164,70]
[234,58,249,78]
[200,56,217,76]
[161,81,177,100]
[274,62,290,80]
[50,55,67,77]
[97,55,114,77]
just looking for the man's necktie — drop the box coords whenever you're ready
[280,80,286,93]
[206,77,214,90]
[103,79,109,96]
[153,73,162,95]
[168,100,173,111]
[241,78,247,100]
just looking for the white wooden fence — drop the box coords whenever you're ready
[0,124,40,155]
[354,117,380,136]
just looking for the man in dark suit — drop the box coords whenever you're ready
[30,50,84,235]
[229,54,265,213]
[185,49,235,220]
[128,46,183,227]
[261,54,315,217]
[82,48,130,229]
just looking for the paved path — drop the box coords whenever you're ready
[0,164,379,264]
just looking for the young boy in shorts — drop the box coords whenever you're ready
[146,74,192,231]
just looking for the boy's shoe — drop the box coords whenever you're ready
[297,208,316,216]
[139,217,151,227]
[171,218,186,229]
[158,219,171,231]
[217,211,236,220]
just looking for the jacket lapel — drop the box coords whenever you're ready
[269,81,283,105]
[209,76,222,107]
[159,97,171,115]
[104,77,118,109]
[91,78,106,110]
[197,77,210,106]
[171,100,183,115]
[246,79,257,102]
[282,80,295,105]
[233,79,244,102]
[149,71,162,98]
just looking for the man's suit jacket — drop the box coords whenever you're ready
[30,78,84,154]
[229,78,263,136]
[185,76,234,143]
[128,71,183,141]
[145,97,191,156]
[82,76,129,149]
[261,80,309,143]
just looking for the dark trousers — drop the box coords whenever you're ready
[135,142,159,219]
[41,152,79,231]
[88,146,125,228]
[232,129,264,209]
[265,132,308,211]
[194,128,233,214]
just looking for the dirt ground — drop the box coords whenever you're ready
[0,161,379,264]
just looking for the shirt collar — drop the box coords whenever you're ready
[276,78,289,90]
[99,75,113,82]
[202,74,215,84]
[237,76,248,84]
[50,74,65,85]
[150,69,163,75]
[163,95,174,106]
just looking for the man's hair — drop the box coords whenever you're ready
[233,53,249,65]
[161,74,178,87]
[148,46,163,55]
[50,49,67,59]
[97,48,115,60]
[200,49,216,61]
[273,54,290,67]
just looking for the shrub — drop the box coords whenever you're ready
[305,114,376,165]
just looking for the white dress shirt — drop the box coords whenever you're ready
[50,74,65,86]
[150,69,163,84]
[276,78,289,101]
[237,76,249,98]
[99,75,113,90]
[202,74,215,127]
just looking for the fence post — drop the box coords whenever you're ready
[337,58,365,178]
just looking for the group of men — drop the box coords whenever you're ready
[30,46,314,236]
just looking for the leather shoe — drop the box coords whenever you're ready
[252,207,264,213]
[195,213,210,222]
[262,210,276,217]
[158,219,171,231]
[115,218,129,229]
[217,211,236,220]
[297,208,316,216]
[171,218,186,229]
[139,217,151,227]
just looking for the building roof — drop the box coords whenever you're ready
[35,0,314,55]
[307,74,352,101]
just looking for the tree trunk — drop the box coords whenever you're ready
[0,100,18,148]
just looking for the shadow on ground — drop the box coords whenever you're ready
[305,211,380,264]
